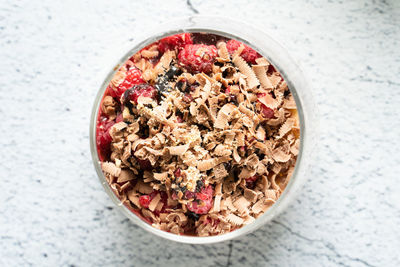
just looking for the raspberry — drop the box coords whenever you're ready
[186,185,214,214]
[123,84,157,106]
[178,44,217,74]
[96,116,115,159]
[245,175,259,189]
[158,33,193,53]
[109,68,145,98]
[226,39,261,64]
[139,195,151,208]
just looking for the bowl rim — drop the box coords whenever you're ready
[90,15,314,244]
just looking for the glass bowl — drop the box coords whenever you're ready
[90,16,318,244]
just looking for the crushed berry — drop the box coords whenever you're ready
[183,93,194,103]
[139,195,151,208]
[267,64,277,75]
[261,105,274,119]
[154,191,171,215]
[245,175,259,189]
[186,185,214,214]
[123,84,157,106]
[158,33,193,53]
[257,93,275,119]
[96,116,115,158]
[203,217,212,225]
[149,190,158,200]
[191,33,224,45]
[178,44,217,74]
[189,84,197,92]
[137,158,152,170]
[115,113,123,123]
[226,39,261,64]
[174,168,182,177]
[109,68,144,98]
[184,191,196,200]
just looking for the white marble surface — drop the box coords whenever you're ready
[1,0,400,266]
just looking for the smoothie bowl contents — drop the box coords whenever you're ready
[96,32,300,236]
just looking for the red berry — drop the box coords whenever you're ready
[257,93,275,119]
[203,217,212,225]
[186,185,214,214]
[115,113,123,123]
[245,175,259,189]
[176,116,183,123]
[189,85,197,92]
[158,33,193,53]
[147,190,170,216]
[174,168,182,177]
[109,68,145,98]
[149,190,158,200]
[225,86,231,94]
[96,116,115,158]
[212,219,220,227]
[160,191,170,210]
[159,191,168,202]
[123,84,157,106]
[178,44,217,74]
[184,191,196,200]
[139,195,151,208]
[261,105,274,119]
[226,39,261,64]
[182,93,194,103]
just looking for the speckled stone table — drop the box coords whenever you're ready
[1,0,399,266]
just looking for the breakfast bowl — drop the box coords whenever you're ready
[90,16,317,244]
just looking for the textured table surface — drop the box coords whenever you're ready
[1,0,400,266]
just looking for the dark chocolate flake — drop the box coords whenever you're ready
[196,180,204,192]
[165,65,182,79]
[186,211,200,221]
